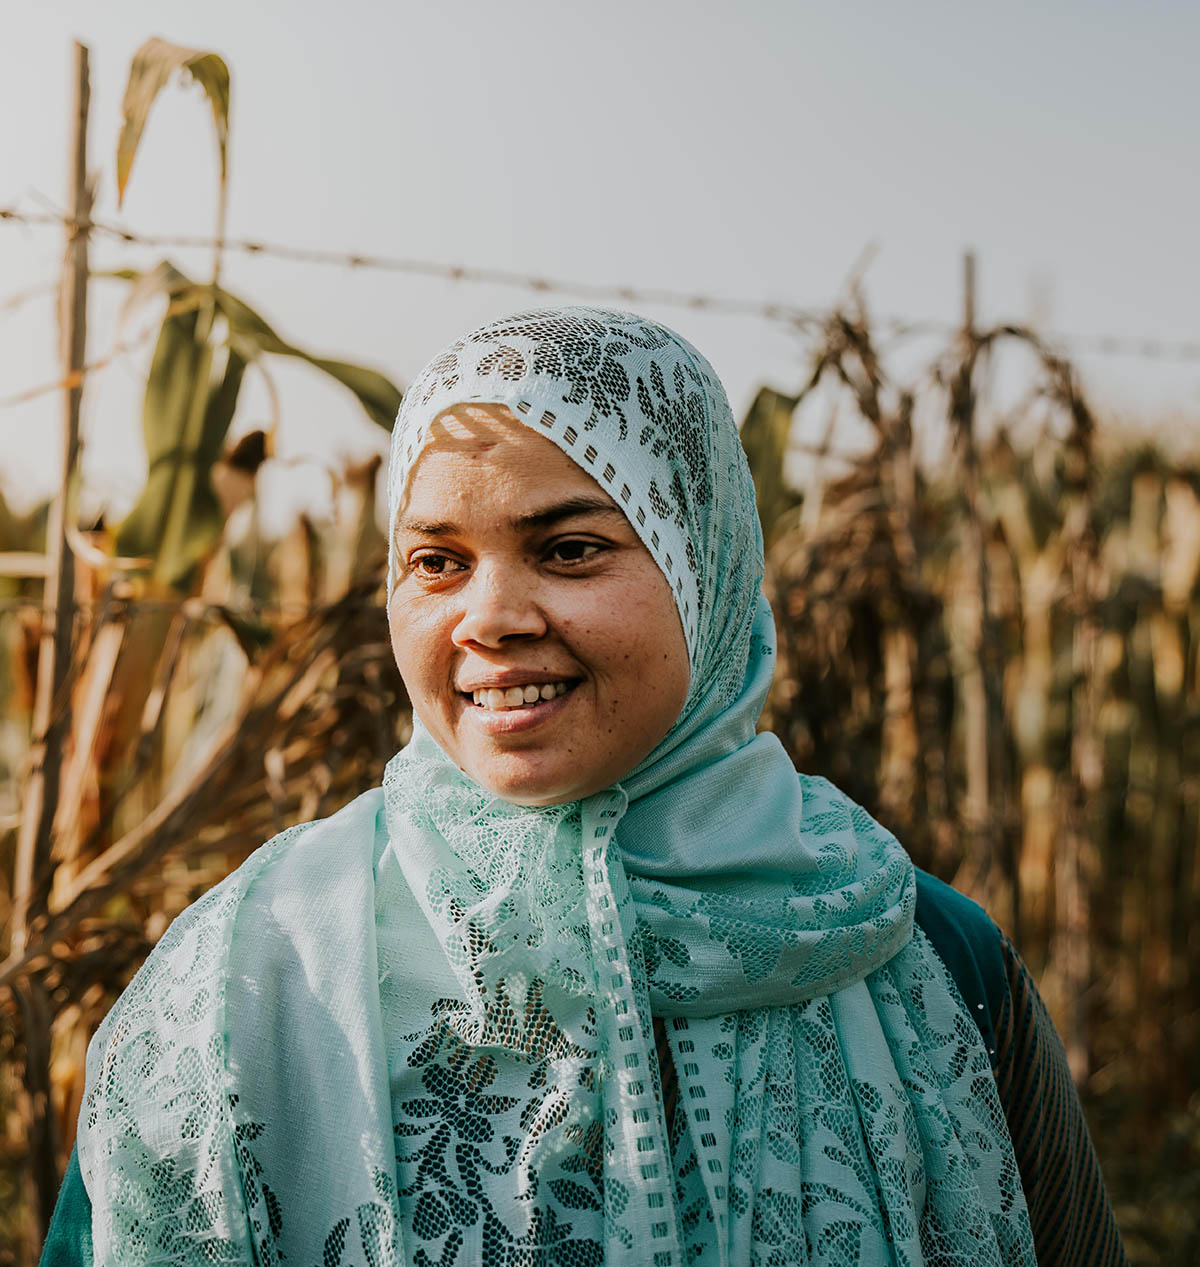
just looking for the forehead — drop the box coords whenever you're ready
[398,402,617,520]
[421,402,552,452]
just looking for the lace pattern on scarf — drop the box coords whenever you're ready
[75,307,1034,1266]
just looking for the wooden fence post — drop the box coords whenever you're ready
[9,39,91,1253]
[952,254,996,889]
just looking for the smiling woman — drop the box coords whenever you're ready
[44,308,1125,1267]
[389,403,690,804]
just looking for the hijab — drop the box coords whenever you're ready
[78,307,1033,1265]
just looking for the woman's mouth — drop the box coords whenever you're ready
[469,681,571,711]
[459,680,578,735]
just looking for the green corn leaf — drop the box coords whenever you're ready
[740,387,800,544]
[213,287,403,430]
[113,261,401,591]
[116,263,403,431]
[114,309,206,563]
[117,37,230,206]
[112,260,205,329]
[115,310,247,588]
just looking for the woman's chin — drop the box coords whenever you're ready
[463,753,597,807]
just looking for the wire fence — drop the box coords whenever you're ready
[4,205,1200,379]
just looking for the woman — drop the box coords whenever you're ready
[45,307,1125,1265]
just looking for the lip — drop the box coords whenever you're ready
[459,683,577,735]
[457,670,579,692]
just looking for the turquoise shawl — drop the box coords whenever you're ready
[78,307,1033,1265]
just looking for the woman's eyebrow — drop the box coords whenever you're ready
[396,495,623,537]
[394,515,459,537]
[514,495,623,529]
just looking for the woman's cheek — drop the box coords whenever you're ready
[389,592,448,694]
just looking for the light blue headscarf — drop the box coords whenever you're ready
[77,307,1033,1266]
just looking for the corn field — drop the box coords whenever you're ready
[1,34,1198,1267]
[3,302,1199,1262]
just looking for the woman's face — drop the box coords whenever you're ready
[389,403,691,806]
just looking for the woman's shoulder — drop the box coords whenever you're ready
[109,783,460,1041]
[177,786,386,922]
[913,868,1008,1055]
[98,788,389,1022]
[914,869,1002,958]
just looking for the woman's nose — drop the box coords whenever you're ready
[451,563,547,648]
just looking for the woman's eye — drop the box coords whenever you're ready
[548,539,602,565]
[410,552,463,578]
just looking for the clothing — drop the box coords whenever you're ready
[912,875,1127,1266]
[70,308,1040,1265]
[42,871,1127,1266]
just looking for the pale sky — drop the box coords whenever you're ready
[2,0,1198,530]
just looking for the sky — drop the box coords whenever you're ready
[1,0,1198,530]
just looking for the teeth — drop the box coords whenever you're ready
[471,682,570,710]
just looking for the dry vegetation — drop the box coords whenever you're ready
[749,308,1200,1264]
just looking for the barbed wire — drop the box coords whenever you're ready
[5,205,1200,363]
[0,206,837,331]
[0,328,156,408]
[0,594,386,615]
[0,280,57,318]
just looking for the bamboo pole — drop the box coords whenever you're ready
[12,41,91,955]
[951,252,999,901]
[9,43,91,1253]
[1052,362,1100,1082]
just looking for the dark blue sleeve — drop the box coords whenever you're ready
[39,1143,92,1267]
[913,867,1008,1065]
[914,868,1129,1262]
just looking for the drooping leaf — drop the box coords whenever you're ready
[117,37,230,206]
[295,357,404,432]
[159,343,246,588]
[112,262,401,591]
[112,260,205,331]
[115,310,247,588]
[740,387,800,544]
[115,309,205,553]
[213,287,403,430]
[116,263,404,431]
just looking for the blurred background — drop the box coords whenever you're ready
[1,2,1198,1261]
